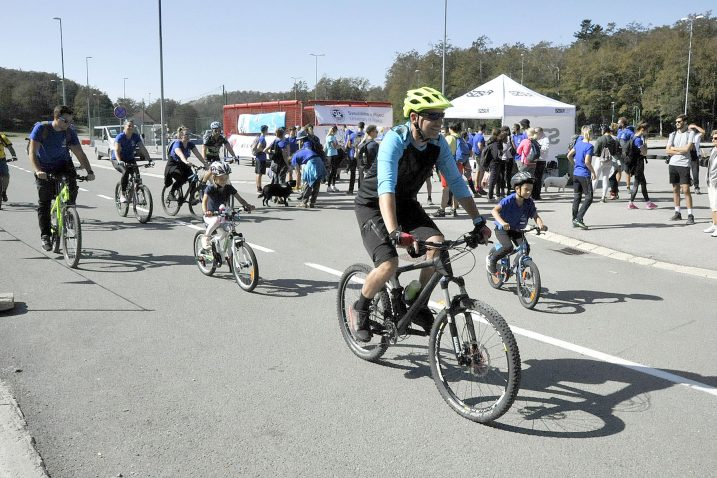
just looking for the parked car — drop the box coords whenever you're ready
[92,125,123,160]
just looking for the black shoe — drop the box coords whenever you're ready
[348,302,371,342]
[412,307,434,335]
[573,219,589,230]
[432,208,446,218]
[669,212,682,221]
[695,187,701,195]
[41,235,52,251]
[686,214,695,225]
[1,193,7,202]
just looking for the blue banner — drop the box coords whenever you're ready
[238,112,286,134]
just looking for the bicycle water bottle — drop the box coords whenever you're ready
[404,280,422,304]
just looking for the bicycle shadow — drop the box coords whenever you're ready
[494,357,716,438]
[528,287,663,315]
[240,277,337,298]
[0,201,38,213]
[74,247,196,273]
[81,218,184,233]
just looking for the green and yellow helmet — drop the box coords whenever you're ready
[402,86,453,118]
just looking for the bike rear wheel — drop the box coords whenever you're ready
[161,185,182,216]
[114,182,129,217]
[133,185,153,223]
[429,299,520,424]
[516,259,541,309]
[232,238,259,292]
[187,183,203,220]
[61,206,82,268]
[193,231,216,275]
[337,263,391,362]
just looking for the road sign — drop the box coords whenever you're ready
[114,106,127,119]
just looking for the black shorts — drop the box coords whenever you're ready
[668,165,691,185]
[355,201,442,267]
[255,160,267,175]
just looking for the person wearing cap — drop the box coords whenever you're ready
[291,130,327,208]
[348,87,490,343]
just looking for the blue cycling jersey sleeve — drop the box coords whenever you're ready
[435,135,472,200]
[376,128,405,196]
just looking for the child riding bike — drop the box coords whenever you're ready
[200,161,255,251]
[486,171,546,274]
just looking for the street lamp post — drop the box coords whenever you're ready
[123,77,128,100]
[520,53,525,85]
[52,17,66,105]
[309,53,325,101]
[290,76,301,101]
[681,15,704,115]
[86,56,92,140]
[158,0,167,161]
[611,101,616,124]
[441,0,447,94]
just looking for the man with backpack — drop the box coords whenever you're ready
[27,105,95,251]
[355,125,379,190]
[616,117,635,193]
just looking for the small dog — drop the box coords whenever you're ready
[543,173,570,192]
[258,183,293,206]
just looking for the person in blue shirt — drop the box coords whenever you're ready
[252,124,269,193]
[486,171,546,274]
[616,117,635,192]
[163,126,208,199]
[113,120,152,203]
[268,128,290,185]
[324,126,341,192]
[471,124,487,196]
[348,87,491,342]
[567,125,596,229]
[28,105,95,251]
[291,130,327,208]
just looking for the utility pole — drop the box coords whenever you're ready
[441,0,447,94]
[309,53,325,101]
[52,17,66,105]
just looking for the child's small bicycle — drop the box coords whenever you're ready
[486,225,543,309]
[193,207,259,292]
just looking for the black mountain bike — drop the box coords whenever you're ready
[486,225,543,310]
[161,164,205,219]
[114,160,155,223]
[337,233,521,424]
[47,172,88,268]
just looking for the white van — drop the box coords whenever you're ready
[92,125,123,160]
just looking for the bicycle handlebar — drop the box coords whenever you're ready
[205,206,253,217]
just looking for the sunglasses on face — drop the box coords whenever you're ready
[675,120,683,124]
[419,112,445,121]
[58,117,71,124]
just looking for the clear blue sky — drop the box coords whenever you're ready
[4,0,714,103]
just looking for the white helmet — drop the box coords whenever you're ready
[210,161,231,176]
[210,121,221,130]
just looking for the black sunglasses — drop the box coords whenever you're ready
[419,111,445,121]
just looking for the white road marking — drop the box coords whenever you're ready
[248,243,274,253]
[79,187,88,192]
[97,194,114,201]
[306,262,717,398]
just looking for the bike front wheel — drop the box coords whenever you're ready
[231,238,259,292]
[61,206,82,268]
[193,231,216,275]
[133,185,153,223]
[114,182,129,217]
[429,299,520,424]
[336,263,391,362]
[516,259,541,309]
[161,185,182,216]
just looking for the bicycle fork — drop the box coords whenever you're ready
[439,276,478,364]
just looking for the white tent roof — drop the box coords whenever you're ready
[444,74,575,119]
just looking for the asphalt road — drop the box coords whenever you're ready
[1,146,716,477]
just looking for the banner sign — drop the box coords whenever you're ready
[238,112,286,134]
[314,105,393,128]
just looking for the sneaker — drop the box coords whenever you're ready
[600,197,607,203]
[432,208,445,218]
[695,187,701,195]
[686,214,695,225]
[486,254,496,274]
[41,235,52,251]
[427,197,433,206]
[412,307,434,335]
[348,302,371,342]
[476,188,487,196]
[452,208,458,217]
[628,202,638,210]
[645,201,658,210]
[669,212,682,221]
[119,195,127,204]
[296,202,309,208]
[573,219,589,230]
[712,230,717,238]
[1,193,7,202]
[704,224,717,234]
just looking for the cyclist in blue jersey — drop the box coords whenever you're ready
[348,87,491,342]
[28,105,95,250]
[163,127,208,198]
[113,120,152,203]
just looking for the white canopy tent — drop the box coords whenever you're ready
[445,74,576,156]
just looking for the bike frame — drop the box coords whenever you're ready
[50,175,72,232]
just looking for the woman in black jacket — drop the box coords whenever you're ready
[483,128,505,201]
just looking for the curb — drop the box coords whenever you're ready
[536,230,717,280]
[0,381,48,478]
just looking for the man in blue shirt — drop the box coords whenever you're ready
[113,120,152,203]
[616,117,635,193]
[348,87,491,342]
[28,105,95,251]
[346,122,365,195]
[291,130,326,207]
[253,124,268,193]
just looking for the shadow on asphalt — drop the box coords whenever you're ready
[74,247,196,273]
[240,277,338,298]
[0,301,28,316]
[530,287,663,315]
